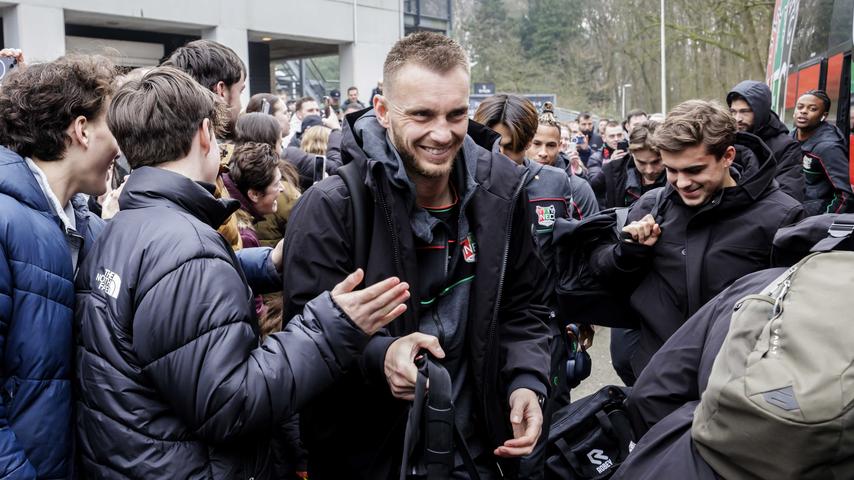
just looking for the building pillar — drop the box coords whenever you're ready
[3,4,66,63]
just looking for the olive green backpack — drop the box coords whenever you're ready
[692,243,854,479]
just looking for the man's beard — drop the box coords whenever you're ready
[392,128,459,179]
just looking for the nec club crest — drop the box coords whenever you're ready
[536,205,556,227]
[461,233,477,263]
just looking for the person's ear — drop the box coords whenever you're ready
[70,115,90,148]
[375,95,391,129]
[199,118,212,155]
[722,145,736,168]
[248,189,262,203]
[214,81,227,99]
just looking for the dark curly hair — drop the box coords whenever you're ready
[0,54,116,161]
[229,142,280,197]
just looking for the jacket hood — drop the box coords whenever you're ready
[793,121,847,150]
[119,166,240,229]
[0,146,53,214]
[728,81,772,129]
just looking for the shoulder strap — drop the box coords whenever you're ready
[649,187,667,221]
[337,161,373,272]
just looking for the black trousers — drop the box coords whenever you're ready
[609,328,641,387]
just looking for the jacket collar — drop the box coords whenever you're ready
[0,146,54,214]
[119,166,240,229]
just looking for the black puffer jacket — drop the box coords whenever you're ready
[75,167,371,479]
[589,154,666,209]
[727,80,804,201]
[591,133,805,376]
[791,121,853,214]
[282,110,552,479]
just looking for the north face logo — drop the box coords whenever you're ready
[96,269,122,299]
[587,449,613,473]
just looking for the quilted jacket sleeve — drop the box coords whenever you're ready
[132,255,368,443]
[0,243,37,479]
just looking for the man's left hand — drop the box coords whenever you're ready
[494,388,542,458]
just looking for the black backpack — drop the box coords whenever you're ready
[545,385,636,479]
[553,188,666,327]
[337,161,374,271]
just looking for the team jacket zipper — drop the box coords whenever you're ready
[483,170,529,477]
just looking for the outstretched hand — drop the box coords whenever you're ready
[331,269,410,335]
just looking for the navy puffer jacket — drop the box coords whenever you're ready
[0,146,104,479]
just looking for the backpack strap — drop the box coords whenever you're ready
[338,161,374,272]
[649,187,667,221]
[400,354,481,480]
[811,219,854,253]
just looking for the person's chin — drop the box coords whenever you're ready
[678,189,706,206]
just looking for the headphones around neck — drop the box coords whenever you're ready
[565,324,592,389]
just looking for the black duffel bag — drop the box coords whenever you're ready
[553,188,666,328]
[545,385,636,480]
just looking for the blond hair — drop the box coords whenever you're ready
[300,126,331,156]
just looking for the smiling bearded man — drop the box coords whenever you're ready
[281,32,553,479]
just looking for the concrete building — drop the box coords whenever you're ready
[0,0,449,106]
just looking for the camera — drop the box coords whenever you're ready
[617,139,629,151]
[0,56,17,82]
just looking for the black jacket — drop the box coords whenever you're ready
[282,129,343,192]
[591,133,805,376]
[589,154,666,209]
[792,121,853,214]
[75,167,372,479]
[727,80,804,201]
[281,110,552,479]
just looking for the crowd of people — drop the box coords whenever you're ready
[0,29,852,480]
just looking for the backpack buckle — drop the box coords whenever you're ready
[827,221,854,238]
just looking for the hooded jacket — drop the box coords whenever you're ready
[589,153,667,209]
[281,110,552,479]
[791,121,853,214]
[614,214,850,480]
[591,133,804,376]
[0,147,104,479]
[75,166,373,479]
[727,80,804,201]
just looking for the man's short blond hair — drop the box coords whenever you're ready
[651,100,737,159]
[383,32,469,96]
